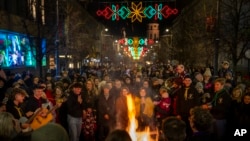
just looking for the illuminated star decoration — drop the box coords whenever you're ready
[96,1,178,22]
[128,2,145,23]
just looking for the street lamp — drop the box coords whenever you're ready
[161,28,173,59]
[100,28,109,65]
[55,0,60,79]
[214,0,221,76]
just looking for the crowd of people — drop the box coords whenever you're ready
[0,61,249,141]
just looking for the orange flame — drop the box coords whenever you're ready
[126,94,158,141]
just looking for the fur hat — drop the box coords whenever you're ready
[195,82,204,89]
[203,68,212,77]
[222,61,229,65]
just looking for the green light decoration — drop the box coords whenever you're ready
[119,37,155,60]
[127,38,133,45]
[156,4,163,20]
[96,1,178,22]
[112,5,119,21]
[139,39,145,46]
[118,6,131,20]
[144,5,156,19]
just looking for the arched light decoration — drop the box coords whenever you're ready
[118,37,154,60]
[96,2,178,22]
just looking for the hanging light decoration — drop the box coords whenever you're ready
[119,37,155,60]
[96,1,178,22]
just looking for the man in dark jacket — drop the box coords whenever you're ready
[97,84,116,140]
[202,78,231,141]
[175,75,200,138]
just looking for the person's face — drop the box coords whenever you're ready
[214,82,224,92]
[33,77,39,84]
[161,92,169,98]
[62,73,67,77]
[15,93,25,103]
[135,77,141,82]
[73,87,82,95]
[115,81,122,88]
[33,89,43,99]
[46,84,52,90]
[103,88,110,95]
[55,88,62,98]
[0,104,6,112]
[86,81,93,90]
[176,65,184,73]
[143,81,149,88]
[195,74,204,82]
[233,89,241,98]
[153,80,159,86]
[139,89,146,97]
[225,74,232,80]
[46,76,52,81]
[204,75,211,80]
[196,86,203,93]
[125,78,131,84]
[243,95,250,104]
[183,78,192,87]
[94,79,99,85]
[63,83,69,88]
[122,88,129,96]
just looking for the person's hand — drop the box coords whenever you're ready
[87,108,92,113]
[104,114,109,120]
[41,92,47,99]
[201,104,209,109]
[83,110,87,119]
[21,123,30,129]
[176,115,181,120]
[26,111,34,117]
[77,95,82,104]
[153,101,160,105]
[201,103,212,110]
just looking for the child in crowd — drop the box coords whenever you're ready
[155,87,172,129]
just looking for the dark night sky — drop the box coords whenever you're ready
[86,0,193,38]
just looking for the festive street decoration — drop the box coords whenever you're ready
[96,2,178,22]
[118,37,154,60]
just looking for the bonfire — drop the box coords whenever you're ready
[126,94,158,141]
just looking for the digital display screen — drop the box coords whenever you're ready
[0,30,46,68]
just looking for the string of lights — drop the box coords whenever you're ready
[96,1,178,22]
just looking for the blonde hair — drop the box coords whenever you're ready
[203,68,212,77]
[232,86,243,103]
[0,112,15,138]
